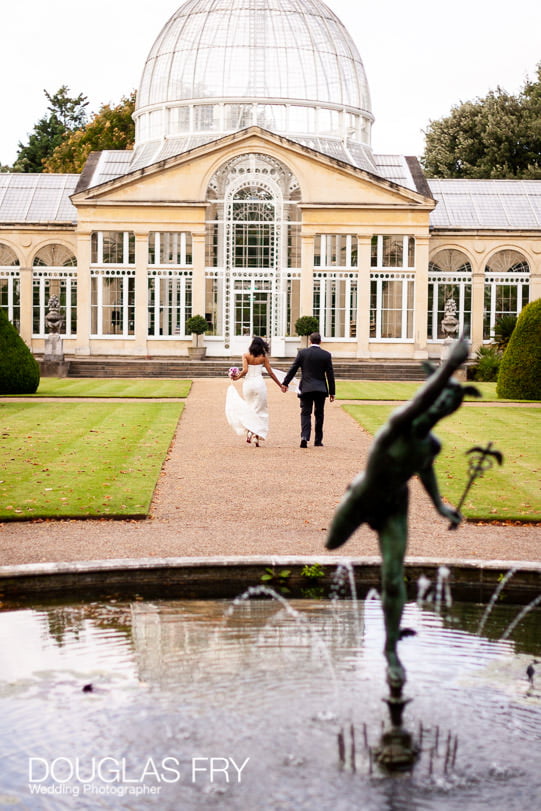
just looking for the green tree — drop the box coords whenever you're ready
[13,86,88,173]
[496,299,541,400]
[44,93,136,173]
[422,65,541,179]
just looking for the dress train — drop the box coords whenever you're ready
[225,364,269,441]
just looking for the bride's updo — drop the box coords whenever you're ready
[249,336,270,357]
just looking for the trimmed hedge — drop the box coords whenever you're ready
[294,315,319,336]
[496,298,541,400]
[0,310,40,394]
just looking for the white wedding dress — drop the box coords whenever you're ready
[226,364,269,441]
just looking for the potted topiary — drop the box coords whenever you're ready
[294,315,319,347]
[186,314,210,359]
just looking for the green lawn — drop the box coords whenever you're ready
[15,378,191,398]
[342,404,541,522]
[0,402,183,520]
[335,381,527,402]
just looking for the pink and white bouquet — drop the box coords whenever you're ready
[228,366,240,380]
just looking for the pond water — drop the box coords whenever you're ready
[0,592,540,810]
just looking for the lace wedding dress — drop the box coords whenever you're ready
[226,364,269,441]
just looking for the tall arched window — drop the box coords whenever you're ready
[205,153,301,353]
[32,244,77,337]
[0,243,20,327]
[232,187,275,269]
[428,249,472,340]
[484,250,530,340]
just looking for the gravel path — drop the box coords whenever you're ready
[1,378,539,566]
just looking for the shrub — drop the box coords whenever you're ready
[493,315,517,351]
[294,315,319,336]
[185,314,210,335]
[497,299,541,400]
[470,344,501,382]
[0,310,40,394]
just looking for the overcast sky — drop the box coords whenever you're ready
[1,0,539,166]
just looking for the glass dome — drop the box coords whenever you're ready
[133,0,374,157]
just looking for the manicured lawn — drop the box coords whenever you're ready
[342,404,541,522]
[0,402,183,519]
[336,381,514,401]
[23,378,192,398]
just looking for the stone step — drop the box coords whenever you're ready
[64,357,427,381]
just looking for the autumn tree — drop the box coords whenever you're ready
[13,87,88,173]
[43,93,136,174]
[421,65,541,179]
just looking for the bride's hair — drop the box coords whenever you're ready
[249,336,270,357]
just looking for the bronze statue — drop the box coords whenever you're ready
[326,336,480,692]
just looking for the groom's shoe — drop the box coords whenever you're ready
[300,439,308,448]
[314,441,323,446]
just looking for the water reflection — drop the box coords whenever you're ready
[0,597,540,810]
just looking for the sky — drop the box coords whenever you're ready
[1,0,540,166]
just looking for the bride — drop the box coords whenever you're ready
[225,337,284,447]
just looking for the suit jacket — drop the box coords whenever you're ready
[282,345,335,396]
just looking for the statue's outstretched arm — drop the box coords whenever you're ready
[418,464,461,527]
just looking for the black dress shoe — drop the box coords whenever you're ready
[300,439,308,448]
[314,442,323,446]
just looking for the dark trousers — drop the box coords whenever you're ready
[300,392,327,443]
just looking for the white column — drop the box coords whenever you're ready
[134,233,148,355]
[470,256,485,352]
[413,236,429,359]
[299,233,313,316]
[355,235,371,357]
[18,265,33,348]
[191,232,206,316]
[74,233,91,355]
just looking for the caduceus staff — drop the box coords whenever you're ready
[449,441,504,530]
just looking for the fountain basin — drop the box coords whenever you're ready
[0,556,539,604]
[0,558,540,810]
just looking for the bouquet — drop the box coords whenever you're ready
[228,367,240,380]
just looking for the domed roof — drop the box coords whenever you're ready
[137,0,371,113]
[132,0,375,170]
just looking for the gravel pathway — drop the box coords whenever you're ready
[1,378,539,566]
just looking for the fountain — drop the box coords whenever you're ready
[0,582,540,809]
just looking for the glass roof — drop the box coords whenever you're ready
[428,179,541,229]
[0,174,78,223]
[135,0,372,146]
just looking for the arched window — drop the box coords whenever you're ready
[33,244,77,268]
[205,153,301,351]
[484,250,529,340]
[428,249,472,340]
[32,244,77,337]
[0,243,20,327]
[232,186,275,269]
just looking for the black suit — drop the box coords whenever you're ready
[283,344,335,444]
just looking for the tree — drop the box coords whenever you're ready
[496,299,541,400]
[44,93,136,174]
[13,86,88,173]
[0,310,40,394]
[422,65,541,179]
[294,315,319,336]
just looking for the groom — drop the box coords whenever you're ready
[281,332,335,448]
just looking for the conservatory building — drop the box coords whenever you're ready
[1,0,540,361]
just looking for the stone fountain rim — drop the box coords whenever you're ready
[0,556,539,604]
